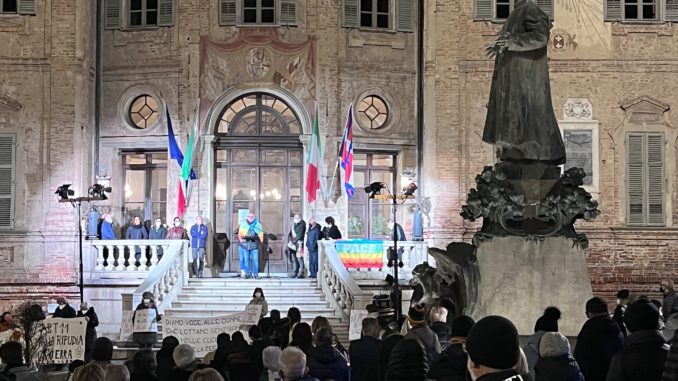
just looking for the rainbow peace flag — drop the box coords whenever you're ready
[335,239,383,269]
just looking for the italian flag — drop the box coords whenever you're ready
[306,107,321,203]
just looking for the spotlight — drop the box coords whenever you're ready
[55,184,74,200]
[364,182,386,199]
[402,182,418,196]
[89,184,112,200]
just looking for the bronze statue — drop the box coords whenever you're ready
[484,0,566,165]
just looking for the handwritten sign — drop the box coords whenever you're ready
[164,305,262,357]
[348,309,369,341]
[133,309,158,333]
[39,318,87,364]
[119,310,134,341]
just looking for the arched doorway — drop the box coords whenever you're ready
[213,92,303,274]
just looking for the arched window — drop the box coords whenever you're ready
[217,93,301,136]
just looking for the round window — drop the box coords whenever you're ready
[128,95,160,129]
[357,95,389,130]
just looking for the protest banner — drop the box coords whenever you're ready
[133,309,158,333]
[119,310,134,341]
[348,309,369,341]
[164,305,263,357]
[0,330,12,347]
[37,317,87,364]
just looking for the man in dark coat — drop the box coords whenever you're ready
[288,214,306,278]
[305,218,322,279]
[307,327,349,381]
[348,317,382,381]
[53,296,76,318]
[606,299,669,381]
[126,215,148,266]
[387,219,407,268]
[76,302,99,363]
[612,289,630,337]
[429,315,475,381]
[483,0,566,165]
[573,297,624,381]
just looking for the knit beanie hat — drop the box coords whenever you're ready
[534,307,561,332]
[625,299,660,332]
[173,344,196,368]
[538,332,571,358]
[465,316,519,370]
[407,304,426,326]
[585,297,608,314]
[92,337,113,362]
[451,315,475,337]
[616,289,630,300]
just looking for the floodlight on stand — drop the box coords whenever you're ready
[364,182,386,199]
[89,184,112,200]
[402,182,418,196]
[55,184,74,200]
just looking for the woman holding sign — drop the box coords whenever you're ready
[249,288,269,319]
[132,291,161,349]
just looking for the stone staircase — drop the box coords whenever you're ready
[166,277,349,344]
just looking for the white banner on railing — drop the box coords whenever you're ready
[39,318,87,363]
[348,309,369,341]
[163,305,262,357]
[133,309,158,333]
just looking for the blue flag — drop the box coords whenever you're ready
[166,106,197,180]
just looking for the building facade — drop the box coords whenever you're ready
[0,0,676,310]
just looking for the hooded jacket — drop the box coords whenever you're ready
[307,345,349,381]
[606,329,668,381]
[534,355,584,381]
[126,224,148,240]
[573,316,624,381]
[428,341,469,381]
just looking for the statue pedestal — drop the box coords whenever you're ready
[471,236,592,336]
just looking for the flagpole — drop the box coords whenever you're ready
[323,159,340,207]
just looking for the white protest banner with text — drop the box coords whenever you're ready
[119,310,134,340]
[40,318,87,364]
[348,309,369,341]
[133,309,158,333]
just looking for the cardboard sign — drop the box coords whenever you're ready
[164,305,263,357]
[348,309,369,341]
[133,309,158,333]
[119,310,134,341]
[39,318,87,363]
[0,330,12,346]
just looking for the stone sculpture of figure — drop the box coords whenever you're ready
[483,0,566,165]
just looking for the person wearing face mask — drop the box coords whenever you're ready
[305,218,322,279]
[100,214,116,240]
[167,216,189,240]
[249,287,269,318]
[190,216,209,278]
[149,218,168,260]
[132,291,161,349]
[76,302,99,362]
[53,296,77,318]
[288,214,306,279]
[126,215,149,267]
[238,212,264,279]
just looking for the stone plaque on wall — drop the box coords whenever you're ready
[0,247,14,263]
[563,129,593,186]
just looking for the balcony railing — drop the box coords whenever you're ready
[88,240,184,277]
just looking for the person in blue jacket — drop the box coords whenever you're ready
[190,216,209,278]
[101,214,116,240]
[126,215,148,266]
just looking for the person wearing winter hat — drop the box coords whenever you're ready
[524,307,561,371]
[533,332,583,381]
[156,335,180,380]
[169,344,206,381]
[573,297,624,381]
[612,289,630,337]
[429,315,475,381]
[405,304,441,362]
[465,315,525,381]
[606,299,669,381]
[90,337,113,371]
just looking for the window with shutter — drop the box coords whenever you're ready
[219,0,237,25]
[343,0,359,28]
[474,0,493,19]
[157,0,174,26]
[476,0,554,21]
[667,0,678,21]
[104,0,121,29]
[280,0,297,25]
[605,0,623,20]
[17,0,36,15]
[396,0,413,32]
[626,132,665,226]
[0,134,15,230]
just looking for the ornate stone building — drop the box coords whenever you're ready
[0,0,677,312]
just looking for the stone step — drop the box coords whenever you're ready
[187,278,318,287]
[171,300,330,309]
[180,288,323,296]
[165,306,337,316]
[176,294,326,302]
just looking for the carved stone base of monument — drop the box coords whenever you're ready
[471,236,593,336]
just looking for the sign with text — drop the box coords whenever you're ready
[163,305,262,357]
[133,309,158,333]
[39,318,87,364]
[348,309,369,341]
[119,310,134,341]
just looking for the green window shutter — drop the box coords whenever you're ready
[646,133,665,225]
[280,0,298,25]
[605,0,622,21]
[536,0,554,19]
[397,0,414,32]
[343,0,359,28]
[219,0,237,26]
[627,133,645,225]
[157,0,175,26]
[0,135,15,230]
[17,0,36,15]
[666,0,678,21]
[475,0,493,20]
[104,0,121,29]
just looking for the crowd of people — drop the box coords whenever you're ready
[3,283,678,381]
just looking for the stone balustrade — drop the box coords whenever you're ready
[89,240,185,277]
